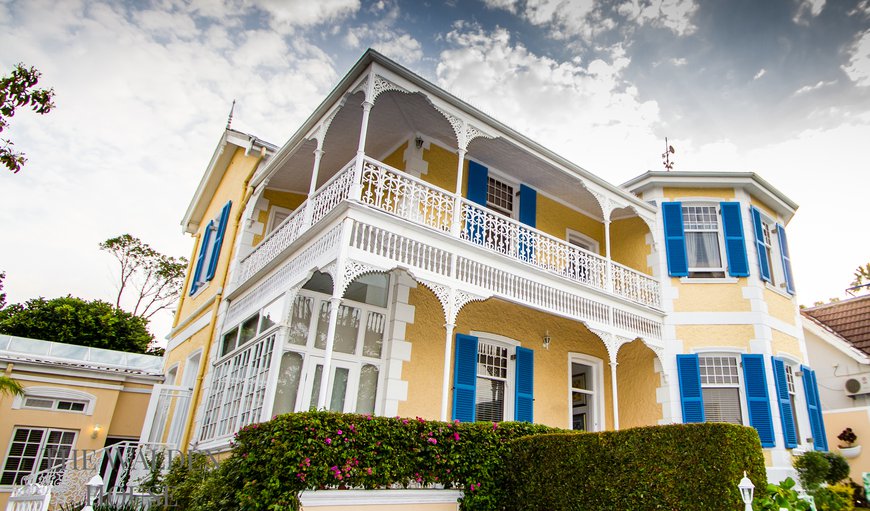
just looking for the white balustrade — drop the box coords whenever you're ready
[359,157,454,232]
[611,261,662,308]
[351,222,452,276]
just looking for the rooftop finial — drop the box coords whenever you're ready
[226,99,236,130]
[662,137,675,171]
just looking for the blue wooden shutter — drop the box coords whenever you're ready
[662,202,689,277]
[777,224,795,295]
[206,201,232,281]
[751,207,771,283]
[677,354,704,423]
[771,357,798,448]
[452,334,479,422]
[189,221,213,296]
[742,354,776,448]
[514,346,534,422]
[518,185,536,262]
[466,161,488,205]
[802,365,828,451]
[720,202,750,277]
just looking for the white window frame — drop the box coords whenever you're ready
[567,353,605,431]
[1,427,78,487]
[757,211,789,292]
[777,353,811,447]
[484,169,518,220]
[566,230,600,254]
[681,203,727,278]
[11,387,96,416]
[469,331,521,423]
[695,351,748,425]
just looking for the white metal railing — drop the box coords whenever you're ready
[235,155,661,310]
[359,157,454,232]
[17,441,173,510]
[350,222,452,277]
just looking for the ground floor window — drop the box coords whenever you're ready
[569,354,602,431]
[476,341,509,422]
[1,427,76,485]
[698,354,743,424]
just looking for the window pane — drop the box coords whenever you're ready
[308,364,323,410]
[571,363,592,391]
[334,306,360,355]
[363,312,385,358]
[686,232,721,268]
[356,364,379,415]
[221,330,237,356]
[238,315,259,346]
[572,391,590,431]
[273,351,304,416]
[344,273,389,307]
[260,298,283,333]
[477,344,508,379]
[302,272,333,294]
[25,398,53,408]
[314,301,330,350]
[288,296,313,346]
[329,368,350,412]
[702,387,742,424]
[476,378,505,422]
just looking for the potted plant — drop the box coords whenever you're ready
[838,428,861,458]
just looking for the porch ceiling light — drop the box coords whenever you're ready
[415,136,424,149]
[738,471,754,510]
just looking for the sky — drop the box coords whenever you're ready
[1,0,869,343]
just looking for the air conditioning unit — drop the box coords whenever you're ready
[845,375,870,396]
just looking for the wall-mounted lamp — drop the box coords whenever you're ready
[543,331,551,350]
[415,136,424,149]
[91,424,103,439]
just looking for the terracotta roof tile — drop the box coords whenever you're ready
[803,295,870,356]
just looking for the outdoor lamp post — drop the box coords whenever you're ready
[81,475,104,511]
[738,471,754,511]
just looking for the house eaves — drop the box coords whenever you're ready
[802,314,870,365]
[182,128,277,234]
[252,49,655,216]
[622,171,799,223]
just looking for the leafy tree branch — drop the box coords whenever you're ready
[1,63,55,173]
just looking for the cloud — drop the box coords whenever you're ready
[792,79,836,95]
[793,0,826,25]
[670,57,688,66]
[436,24,662,178]
[844,29,870,86]
[250,0,361,30]
[343,0,423,65]
[753,68,766,80]
[484,0,697,41]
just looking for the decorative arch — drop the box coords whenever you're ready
[12,386,97,416]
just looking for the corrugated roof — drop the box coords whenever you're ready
[802,294,870,355]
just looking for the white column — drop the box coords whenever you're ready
[316,295,343,410]
[610,360,619,430]
[351,101,374,200]
[604,218,613,293]
[451,148,467,237]
[440,321,456,421]
[304,147,324,227]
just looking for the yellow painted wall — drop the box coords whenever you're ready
[251,189,307,246]
[662,187,736,201]
[423,143,463,193]
[382,141,407,170]
[610,217,651,273]
[765,288,797,326]
[749,195,778,220]
[676,325,757,349]
[617,339,662,428]
[174,147,262,325]
[536,194,605,255]
[396,289,664,431]
[108,390,152,437]
[672,280,751,312]
[823,408,870,484]
[771,330,802,360]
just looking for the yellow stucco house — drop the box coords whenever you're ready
[0,335,163,509]
[135,49,821,501]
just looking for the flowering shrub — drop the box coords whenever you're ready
[186,411,556,511]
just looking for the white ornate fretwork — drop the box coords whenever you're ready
[433,106,494,150]
[340,259,386,295]
[371,74,409,102]
[360,158,455,232]
[310,161,356,224]
[452,290,488,324]
[611,261,662,308]
[416,279,451,320]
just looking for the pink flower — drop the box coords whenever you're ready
[337,429,343,435]
[427,437,437,445]
[402,419,409,425]
[492,422,499,430]
[349,424,356,432]
[453,432,460,441]
[325,438,332,445]
[366,467,372,475]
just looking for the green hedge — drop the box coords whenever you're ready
[502,423,767,511]
[188,411,557,511]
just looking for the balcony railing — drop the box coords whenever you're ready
[235,156,661,309]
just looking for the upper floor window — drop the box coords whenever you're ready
[486,176,514,217]
[190,200,232,296]
[23,397,87,413]
[12,387,96,416]
[750,206,795,294]
[682,205,725,278]
[220,297,283,357]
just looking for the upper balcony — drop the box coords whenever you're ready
[232,155,661,312]
[226,53,663,342]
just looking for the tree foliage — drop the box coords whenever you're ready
[100,234,187,320]
[0,296,153,354]
[850,263,870,294]
[1,63,55,173]
[0,375,23,397]
[0,270,6,310]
